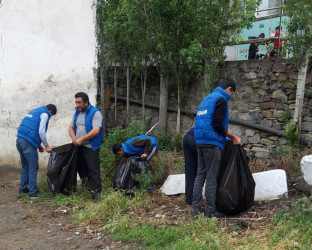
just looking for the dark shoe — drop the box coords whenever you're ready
[19,188,29,194]
[190,207,204,217]
[29,192,39,199]
[205,210,226,218]
[91,192,101,203]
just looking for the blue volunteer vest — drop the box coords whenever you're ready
[122,135,158,155]
[17,106,51,148]
[194,87,230,150]
[73,103,103,151]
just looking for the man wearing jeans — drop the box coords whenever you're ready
[192,78,242,218]
[68,92,103,202]
[16,104,57,198]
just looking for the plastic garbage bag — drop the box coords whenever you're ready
[112,156,149,194]
[216,140,255,214]
[47,143,77,194]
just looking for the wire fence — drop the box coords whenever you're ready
[225,2,289,61]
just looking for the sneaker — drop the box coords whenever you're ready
[205,210,226,218]
[29,192,39,199]
[19,188,29,194]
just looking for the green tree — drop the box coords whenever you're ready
[284,0,312,134]
[97,0,260,133]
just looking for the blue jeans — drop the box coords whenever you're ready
[192,146,221,214]
[16,137,39,195]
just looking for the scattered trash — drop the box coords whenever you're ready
[155,214,165,218]
[75,232,80,235]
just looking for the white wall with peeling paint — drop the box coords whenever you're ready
[0,0,97,168]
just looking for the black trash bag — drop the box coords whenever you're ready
[47,143,77,194]
[112,156,149,194]
[216,140,256,215]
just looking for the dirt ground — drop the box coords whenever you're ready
[0,165,311,250]
[0,166,134,250]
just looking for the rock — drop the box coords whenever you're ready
[271,90,287,101]
[301,155,312,185]
[253,169,288,201]
[273,64,287,73]
[301,122,312,132]
[160,174,185,195]
[260,102,277,110]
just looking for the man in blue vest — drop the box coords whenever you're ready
[191,78,242,218]
[112,135,158,162]
[17,104,57,199]
[68,92,103,202]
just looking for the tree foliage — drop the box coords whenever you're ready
[284,0,312,63]
[96,0,260,132]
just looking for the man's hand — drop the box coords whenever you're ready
[74,138,83,146]
[232,135,242,146]
[38,145,45,153]
[45,145,53,153]
[141,153,147,158]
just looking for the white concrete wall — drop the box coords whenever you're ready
[0,0,97,168]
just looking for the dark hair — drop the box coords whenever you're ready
[259,33,265,38]
[46,104,57,115]
[112,143,122,154]
[219,78,236,92]
[275,25,282,30]
[75,92,89,103]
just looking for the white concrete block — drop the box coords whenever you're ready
[301,155,312,185]
[160,170,288,202]
[160,174,185,195]
[253,169,288,201]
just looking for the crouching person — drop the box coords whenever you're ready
[68,92,103,202]
[112,135,158,162]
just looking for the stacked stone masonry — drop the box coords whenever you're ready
[104,59,312,158]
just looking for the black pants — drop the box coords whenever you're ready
[183,133,198,205]
[77,146,101,194]
[192,146,221,214]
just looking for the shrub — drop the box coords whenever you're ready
[157,133,172,152]
[285,120,299,148]
[173,132,183,152]
[281,107,292,122]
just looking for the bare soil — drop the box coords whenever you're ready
[0,165,311,250]
[0,167,134,250]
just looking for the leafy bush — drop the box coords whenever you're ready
[157,133,172,152]
[173,132,183,152]
[281,107,292,122]
[100,121,145,177]
[285,120,299,148]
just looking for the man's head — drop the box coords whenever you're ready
[46,104,57,116]
[112,143,125,156]
[74,92,89,112]
[259,33,265,39]
[219,78,236,95]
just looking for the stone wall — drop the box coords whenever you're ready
[105,59,312,158]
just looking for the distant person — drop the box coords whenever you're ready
[113,135,158,162]
[192,78,242,218]
[248,33,265,59]
[68,92,103,202]
[17,104,57,199]
[183,127,198,205]
[269,26,283,58]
